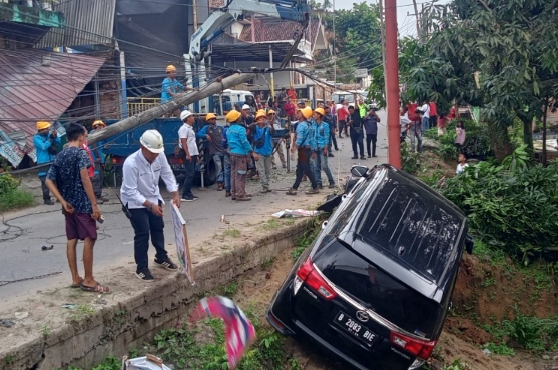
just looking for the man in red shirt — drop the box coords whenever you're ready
[337,99,350,138]
[287,86,297,101]
[429,101,438,129]
[284,97,296,121]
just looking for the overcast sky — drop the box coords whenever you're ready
[332,0,450,37]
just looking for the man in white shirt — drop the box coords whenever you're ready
[178,110,199,202]
[399,106,411,143]
[420,99,430,133]
[120,130,180,282]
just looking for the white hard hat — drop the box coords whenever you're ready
[140,130,165,154]
[180,110,193,121]
[242,104,250,110]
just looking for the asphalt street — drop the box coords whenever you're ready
[0,110,388,307]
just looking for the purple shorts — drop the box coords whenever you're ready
[65,213,97,241]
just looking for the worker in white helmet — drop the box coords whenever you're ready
[120,129,180,282]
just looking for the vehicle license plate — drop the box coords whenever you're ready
[334,311,377,346]
[170,164,185,171]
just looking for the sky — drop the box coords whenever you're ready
[332,0,451,37]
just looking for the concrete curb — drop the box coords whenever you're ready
[0,220,313,370]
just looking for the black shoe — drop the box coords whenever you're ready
[181,196,195,202]
[328,153,334,157]
[305,188,320,195]
[372,154,377,157]
[191,194,199,199]
[135,269,155,282]
[367,155,371,158]
[335,147,339,151]
[361,156,366,160]
[154,258,178,271]
[44,199,54,205]
[328,183,336,189]
[351,156,358,159]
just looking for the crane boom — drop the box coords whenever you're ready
[189,0,311,62]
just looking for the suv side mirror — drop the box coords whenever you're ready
[465,235,474,255]
[351,165,368,178]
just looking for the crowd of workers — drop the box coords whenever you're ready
[29,63,387,287]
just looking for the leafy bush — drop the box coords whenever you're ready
[429,118,493,160]
[0,173,19,194]
[0,174,34,211]
[401,142,421,175]
[441,146,558,262]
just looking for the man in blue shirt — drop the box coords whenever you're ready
[311,108,336,189]
[286,107,319,195]
[89,120,109,203]
[33,120,61,205]
[253,110,274,193]
[161,65,192,117]
[225,110,258,201]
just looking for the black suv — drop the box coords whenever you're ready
[266,164,472,370]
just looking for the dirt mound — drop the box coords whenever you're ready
[444,317,494,345]
[452,255,558,324]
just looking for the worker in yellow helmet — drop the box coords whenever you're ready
[161,64,193,117]
[34,120,61,205]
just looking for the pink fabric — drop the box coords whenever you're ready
[190,296,256,369]
[455,128,466,145]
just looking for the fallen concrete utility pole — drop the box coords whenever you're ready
[87,72,257,146]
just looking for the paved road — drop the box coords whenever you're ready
[0,110,388,307]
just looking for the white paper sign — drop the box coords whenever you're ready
[171,203,194,284]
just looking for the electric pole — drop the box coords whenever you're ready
[385,0,401,168]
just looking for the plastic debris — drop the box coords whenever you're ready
[61,304,77,310]
[482,348,492,356]
[272,209,322,218]
[14,312,28,320]
[0,319,15,328]
[124,355,172,370]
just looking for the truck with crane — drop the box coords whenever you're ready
[99,0,311,186]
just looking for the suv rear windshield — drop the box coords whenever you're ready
[315,240,442,338]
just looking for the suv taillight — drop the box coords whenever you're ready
[295,257,337,300]
[390,331,437,360]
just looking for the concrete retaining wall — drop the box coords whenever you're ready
[0,220,312,370]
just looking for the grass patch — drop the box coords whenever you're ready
[222,228,241,238]
[290,224,319,261]
[263,219,279,230]
[0,187,34,211]
[482,342,515,356]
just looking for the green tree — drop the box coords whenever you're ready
[412,0,558,160]
[321,2,382,83]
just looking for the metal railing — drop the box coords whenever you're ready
[127,98,162,116]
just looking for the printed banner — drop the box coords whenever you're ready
[171,203,194,284]
[0,130,25,167]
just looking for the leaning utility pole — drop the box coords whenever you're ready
[412,0,421,40]
[87,72,257,146]
[385,0,401,168]
[378,0,388,97]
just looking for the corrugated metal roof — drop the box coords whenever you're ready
[0,49,106,163]
[36,0,116,48]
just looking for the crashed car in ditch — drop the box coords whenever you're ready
[266,164,473,370]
